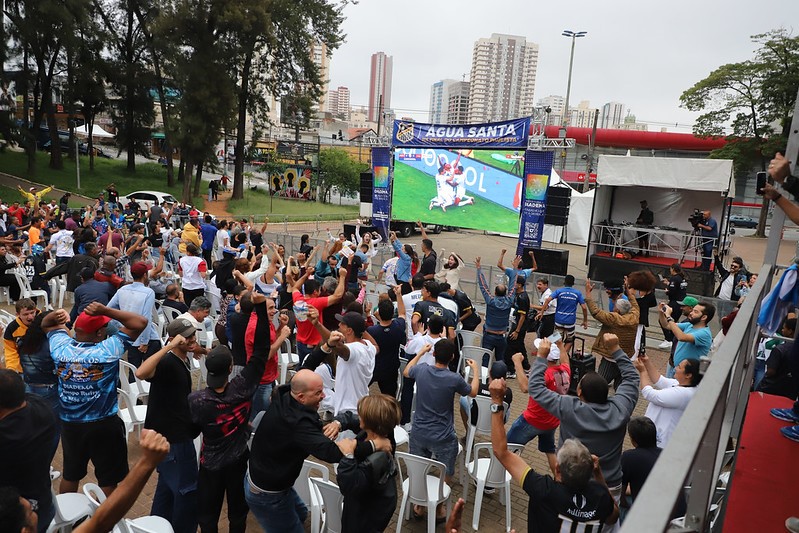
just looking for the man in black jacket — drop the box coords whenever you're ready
[245,369,390,533]
[42,241,100,293]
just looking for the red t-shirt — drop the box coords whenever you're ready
[245,313,277,385]
[292,291,329,346]
[522,363,571,430]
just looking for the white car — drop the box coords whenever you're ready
[118,190,180,210]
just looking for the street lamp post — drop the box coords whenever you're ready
[559,30,587,174]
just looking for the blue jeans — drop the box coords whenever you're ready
[481,332,507,367]
[506,415,556,453]
[151,440,198,533]
[244,471,307,533]
[409,430,459,477]
[25,383,61,445]
[250,382,274,422]
[753,359,767,390]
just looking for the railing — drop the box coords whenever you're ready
[620,263,773,532]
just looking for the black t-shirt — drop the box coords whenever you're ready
[0,395,57,513]
[250,231,263,250]
[162,298,189,314]
[635,291,657,327]
[757,341,797,398]
[412,300,456,330]
[367,318,407,379]
[666,274,687,304]
[420,251,437,277]
[228,312,251,366]
[522,469,615,533]
[443,290,481,330]
[511,291,531,332]
[621,446,686,517]
[144,351,199,443]
[342,254,363,284]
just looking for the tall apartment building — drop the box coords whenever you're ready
[368,52,393,123]
[467,33,539,123]
[537,95,566,125]
[429,79,470,124]
[312,42,330,112]
[327,86,351,119]
[600,101,626,129]
[568,101,599,128]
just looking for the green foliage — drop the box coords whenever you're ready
[227,188,357,219]
[318,148,361,203]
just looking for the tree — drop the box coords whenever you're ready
[318,148,360,204]
[680,29,799,237]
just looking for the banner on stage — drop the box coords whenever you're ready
[371,147,392,241]
[516,151,553,254]
[392,118,530,148]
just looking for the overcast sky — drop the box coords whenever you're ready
[327,0,798,132]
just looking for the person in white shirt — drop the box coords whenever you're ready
[377,256,399,291]
[531,277,557,338]
[405,316,447,367]
[328,312,376,416]
[633,353,702,447]
[215,220,230,260]
[46,220,75,264]
[401,275,424,338]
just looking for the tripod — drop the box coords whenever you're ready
[680,227,703,266]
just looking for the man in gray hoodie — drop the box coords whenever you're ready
[529,334,639,532]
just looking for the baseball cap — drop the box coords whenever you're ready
[29,187,35,192]
[167,318,198,339]
[490,361,508,379]
[130,262,149,279]
[534,338,561,362]
[335,312,366,336]
[74,312,111,334]
[205,346,233,388]
[677,296,699,307]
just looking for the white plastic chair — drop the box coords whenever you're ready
[461,346,493,381]
[46,489,94,533]
[13,268,51,309]
[310,477,344,533]
[457,329,483,350]
[463,442,524,532]
[161,306,182,325]
[117,388,147,441]
[119,360,150,404]
[462,396,507,486]
[395,452,452,533]
[125,518,176,533]
[279,338,300,384]
[294,460,331,533]
[394,425,409,448]
[83,484,174,533]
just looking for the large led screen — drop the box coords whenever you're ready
[392,148,524,234]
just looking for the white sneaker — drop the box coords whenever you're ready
[657,340,672,349]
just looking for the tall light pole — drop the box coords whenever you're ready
[560,30,587,174]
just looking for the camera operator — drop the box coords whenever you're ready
[693,210,717,271]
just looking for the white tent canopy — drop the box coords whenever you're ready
[599,154,735,195]
[75,124,114,138]
[541,170,594,246]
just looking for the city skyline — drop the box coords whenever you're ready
[325,0,798,132]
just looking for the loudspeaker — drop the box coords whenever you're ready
[359,172,373,203]
[545,187,571,226]
[524,248,569,276]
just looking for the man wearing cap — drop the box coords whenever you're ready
[636,200,654,256]
[507,339,571,476]
[43,302,147,496]
[188,292,272,533]
[327,312,377,416]
[246,369,388,533]
[459,360,513,434]
[107,261,162,369]
[658,299,714,378]
[17,185,54,205]
[135,317,203,532]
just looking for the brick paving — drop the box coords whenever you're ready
[47,331,665,532]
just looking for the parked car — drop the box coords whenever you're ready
[118,190,180,210]
[729,215,758,228]
[78,143,112,158]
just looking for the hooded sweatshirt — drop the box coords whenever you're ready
[529,348,639,487]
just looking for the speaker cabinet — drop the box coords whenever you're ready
[523,248,570,276]
[359,172,373,203]
[545,187,571,226]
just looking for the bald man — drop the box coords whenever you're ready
[94,255,124,289]
[246,369,390,533]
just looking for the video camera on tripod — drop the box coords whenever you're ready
[688,209,706,230]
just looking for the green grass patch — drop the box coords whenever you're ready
[0,150,207,208]
[227,187,358,220]
[466,149,524,176]
[392,163,520,234]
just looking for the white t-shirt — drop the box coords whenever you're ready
[438,296,459,323]
[540,287,556,315]
[49,229,75,258]
[402,290,423,337]
[718,274,735,300]
[332,339,376,415]
[381,257,399,288]
[315,363,336,414]
[642,376,696,448]
[215,229,230,259]
[179,255,207,290]
[405,333,444,366]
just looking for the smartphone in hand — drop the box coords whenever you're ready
[547,331,562,344]
[756,171,769,195]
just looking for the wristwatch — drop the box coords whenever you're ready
[490,403,504,414]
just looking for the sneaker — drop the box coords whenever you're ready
[786,517,799,533]
[657,340,672,350]
[780,425,799,443]
[771,408,799,423]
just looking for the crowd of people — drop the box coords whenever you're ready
[2,178,790,533]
